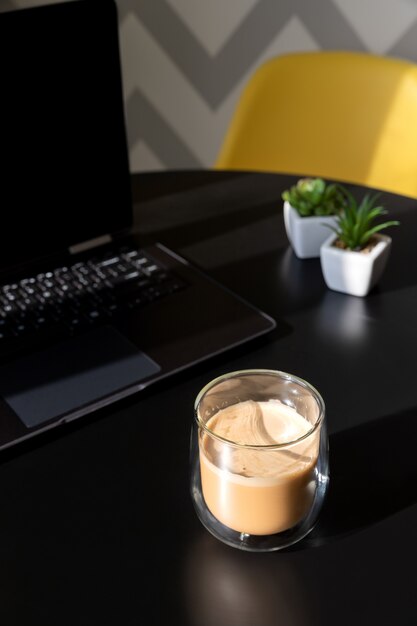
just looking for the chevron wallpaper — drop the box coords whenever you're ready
[2,0,417,172]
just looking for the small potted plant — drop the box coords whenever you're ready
[320,190,400,297]
[282,177,347,259]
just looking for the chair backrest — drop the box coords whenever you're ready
[215,51,417,199]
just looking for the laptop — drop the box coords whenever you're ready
[0,0,277,451]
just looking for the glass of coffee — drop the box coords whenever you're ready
[190,369,329,551]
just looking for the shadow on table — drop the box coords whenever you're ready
[183,407,417,626]
[301,405,417,548]
[184,532,314,626]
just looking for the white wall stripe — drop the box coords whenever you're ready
[166,0,258,56]
[2,0,417,172]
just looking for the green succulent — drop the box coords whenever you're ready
[328,188,400,251]
[282,177,347,217]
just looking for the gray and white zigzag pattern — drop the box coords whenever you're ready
[2,0,417,171]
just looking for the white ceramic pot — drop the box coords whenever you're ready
[283,201,337,259]
[320,233,392,297]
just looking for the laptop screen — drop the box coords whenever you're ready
[0,0,132,271]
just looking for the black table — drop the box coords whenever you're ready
[2,170,417,626]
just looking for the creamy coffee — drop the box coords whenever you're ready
[199,399,319,535]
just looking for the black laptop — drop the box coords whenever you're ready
[0,0,277,450]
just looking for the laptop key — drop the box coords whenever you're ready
[0,244,189,350]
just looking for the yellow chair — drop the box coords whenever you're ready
[215,51,417,199]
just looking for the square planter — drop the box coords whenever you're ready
[320,233,392,297]
[283,201,337,259]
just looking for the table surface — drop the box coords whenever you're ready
[2,170,417,626]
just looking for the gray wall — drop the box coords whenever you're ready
[2,0,417,172]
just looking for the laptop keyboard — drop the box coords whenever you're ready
[0,245,187,347]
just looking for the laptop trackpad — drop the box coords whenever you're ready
[0,326,160,428]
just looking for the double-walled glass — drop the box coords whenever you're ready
[190,370,329,551]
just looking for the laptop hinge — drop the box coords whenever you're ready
[69,234,112,255]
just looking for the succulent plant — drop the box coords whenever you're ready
[328,188,400,251]
[282,177,347,217]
